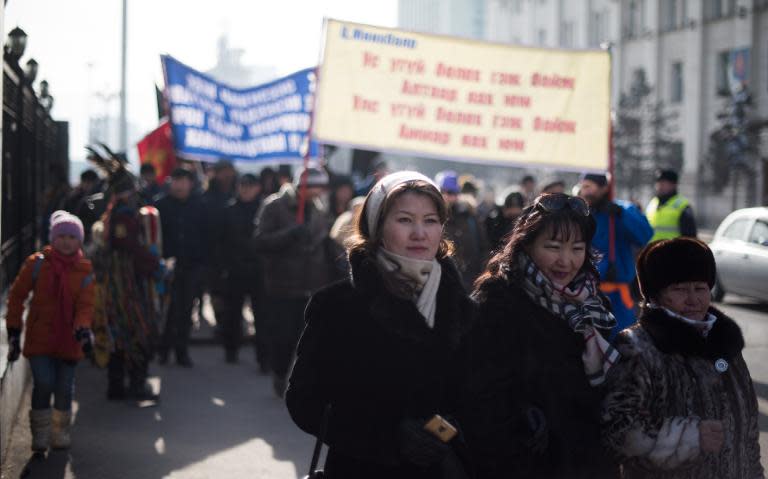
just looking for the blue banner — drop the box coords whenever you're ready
[162,54,317,162]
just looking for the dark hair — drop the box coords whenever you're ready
[170,167,194,181]
[140,163,156,175]
[503,191,525,209]
[80,169,99,183]
[348,180,454,297]
[521,175,535,184]
[474,193,598,293]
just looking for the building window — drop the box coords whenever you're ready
[665,0,679,31]
[705,0,737,20]
[626,0,646,38]
[514,0,523,13]
[590,10,609,46]
[560,21,574,47]
[671,62,684,103]
[716,51,730,95]
[537,29,547,45]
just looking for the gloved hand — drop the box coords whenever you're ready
[74,327,94,355]
[398,418,451,468]
[288,224,311,243]
[525,406,548,454]
[7,328,21,362]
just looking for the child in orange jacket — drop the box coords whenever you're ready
[5,210,95,453]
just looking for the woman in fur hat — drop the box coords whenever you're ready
[601,238,764,478]
[286,171,475,479]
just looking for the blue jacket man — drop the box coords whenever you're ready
[579,173,654,334]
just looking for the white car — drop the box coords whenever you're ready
[709,207,768,303]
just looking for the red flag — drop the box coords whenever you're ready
[137,120,176,184]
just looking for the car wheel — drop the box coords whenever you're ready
[711,276,725,302]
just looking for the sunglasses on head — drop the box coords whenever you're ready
[534,194,590,216]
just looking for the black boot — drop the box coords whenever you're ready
[107,354,126,400]
[225,349,239,364]
[176,349,193,368]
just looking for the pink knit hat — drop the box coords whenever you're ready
[49,210,84,243]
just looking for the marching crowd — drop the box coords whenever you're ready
[4,147,764,478]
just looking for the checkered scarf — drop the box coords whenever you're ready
[518,253,620,386]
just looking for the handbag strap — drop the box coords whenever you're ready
[308,404,332,475]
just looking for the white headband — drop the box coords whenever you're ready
[365,171,439,238]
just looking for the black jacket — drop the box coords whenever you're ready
[286,251,475,479]
[462,274,620,479]
[154,193,208,266]
[222,197,263,281]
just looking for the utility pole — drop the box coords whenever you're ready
[119,0,127,151]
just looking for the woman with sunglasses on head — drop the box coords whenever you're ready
[460,193,620,478]
[601,238,763,479]
[286,172,475,479]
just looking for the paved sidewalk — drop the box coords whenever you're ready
[1,346,315,479]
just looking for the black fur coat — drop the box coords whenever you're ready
[286,250,475,479]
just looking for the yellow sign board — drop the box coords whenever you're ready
[314,19,611,171]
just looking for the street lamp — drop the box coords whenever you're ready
[5,26,28,61]
[25,58,38,83]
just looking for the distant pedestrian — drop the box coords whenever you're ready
[520,174,537,206]
[155,168,208,367]
[6,211,95,452]
[88,150,162,402]
[139,163,163,204]
[253,166,332,397]
[287,171,474,479]
[436,170,488,289]
[645,169,697,240]
[329,175,355,221]
[579,173,653,333]
[220,174,266,366]
[484,190,524,251]
[64,169,104,245]
[602,238,763,479]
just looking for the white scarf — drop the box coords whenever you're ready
[376,248,442,328]
[648,303,718,337]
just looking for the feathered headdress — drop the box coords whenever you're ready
[85,143,136,195]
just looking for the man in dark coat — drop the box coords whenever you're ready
[202,159,238,331]
[154,168,208,367]
[65,169,105,245]
[253,167,332,396]
[220,173,266,366]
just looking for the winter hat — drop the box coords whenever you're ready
[365,171,439,239]
[294,167,330,188]
[579,172,609,187]
[655,169,679,184]
[636,237,716,301]
[49,210,84,244]
[434,170,460,194]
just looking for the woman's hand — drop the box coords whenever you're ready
[699,420,724,453]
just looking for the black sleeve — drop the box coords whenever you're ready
[679,206,698,238]
[285,291,402,466]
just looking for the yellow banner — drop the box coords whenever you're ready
[314,20,611,171]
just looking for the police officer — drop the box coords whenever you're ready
[645,169,697,241]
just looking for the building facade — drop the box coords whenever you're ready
[400,0,768,226]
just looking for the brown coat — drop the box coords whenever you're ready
[6,247,95,361]
[601,307,764,479]
[253,184,332,299]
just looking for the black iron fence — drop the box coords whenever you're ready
[1,55,69,292]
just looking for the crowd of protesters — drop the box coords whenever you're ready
[5,150,762,479]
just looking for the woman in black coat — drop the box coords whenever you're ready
[462,193,620,479]
[286,171,475,479]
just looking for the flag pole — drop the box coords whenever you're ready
[296,67,319,225]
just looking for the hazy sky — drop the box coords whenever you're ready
[4,0,398,163]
